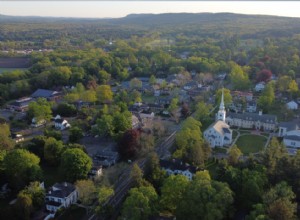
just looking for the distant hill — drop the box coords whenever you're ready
[1,12,300,39]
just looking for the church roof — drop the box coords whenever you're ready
[227,112,277,124]
[207,120,231,136]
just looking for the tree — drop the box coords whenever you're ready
[44,137,64,166]
[130,77,142,90]
[55,103,77,117]
[3,149,42,189]
[0,124,14,150]
[194,101,211,124]
[263,137,287,179]
[112,111,132,139]
[18,181,45,209]
[121,186,158,220]
[44,129,62,140]
[60,148,92,182]
[160,175,189,214]
[146,153,166,188]
[257,69,272,83]
[263,182,296,220]
[118,129,141,159]
[174,117,207,166]
[14,193,33,220]
[75,179,97,206]
[277,76,292,92]
[69,126,83,143]
[95,114,114,137]
[168,98,179,122]
[131,163,144,187]
[81,89,97,103]
[229,62,250,90]
[181,102,190,118]
[176,171,234,220]
[137,133,155,157]
[96,186,114,215]
[257,82,275,112]
[288,80,298,97]
[96,85,113,104]
[228,145,242,165]
[27,98,52,122]
[149,75,156,85]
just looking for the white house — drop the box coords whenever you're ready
[278,122,300,148]
[283,130,300,148]
[226,111,277,131]
[286,101,298,110]
[54,116,70,130]
[246,101,257,113]
[255,82,266,92]
[160,159,198,181]
[204,89,233,147]
[45,182,78,213]
[278,122,299,137]
[31,118,46,127]
[88,165,103,179]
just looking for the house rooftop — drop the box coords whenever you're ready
[227,112,277,124]
[279,122,299,131]
[31,89,59,98]
[160,159,198,174]
[46,182,76,199]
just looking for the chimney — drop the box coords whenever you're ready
[259,110,262,116]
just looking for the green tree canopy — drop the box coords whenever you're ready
[4,149,42,189]
[60,148,92,182]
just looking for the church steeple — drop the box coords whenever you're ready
[216,88,226,121]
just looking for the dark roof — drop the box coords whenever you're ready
[284,135,300,141]
[45,200,62,207]
[223,128,231,134]
[227,112,277,124]
[160,159,198,174]
[279,122,299,131]
[46,182,76,199]
[31,89,58,98]
[54,118,64,123]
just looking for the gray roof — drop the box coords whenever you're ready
[31,89,58,98]
[279,122,299,131]
[284,135,300,141]
[223,128,231,134]
[46,182,76,199]
[227,112,277,124]
[160,159,199,174]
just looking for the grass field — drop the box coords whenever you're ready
[0,68,28,74]
[236,135,267,155]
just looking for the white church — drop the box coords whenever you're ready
[203,89,233,147]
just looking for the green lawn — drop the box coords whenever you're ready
[142,94,156,103]
[232,130,238,139]
[236,135,267,155]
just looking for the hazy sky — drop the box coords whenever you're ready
[0,1,300,19]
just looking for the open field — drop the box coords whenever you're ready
[236,134,267,155]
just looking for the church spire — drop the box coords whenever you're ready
[220,88,225,111]
[216,88,226,122]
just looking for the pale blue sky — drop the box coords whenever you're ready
[0,1,299,19]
